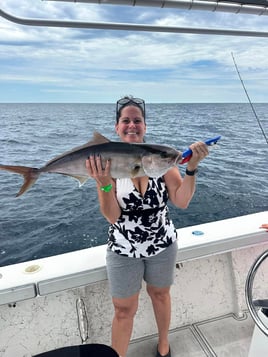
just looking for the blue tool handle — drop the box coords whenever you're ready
[204,135,221,146]
[181,148,192,159]
[181,135,221,162]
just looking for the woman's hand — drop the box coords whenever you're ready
[186,141,209,171]
[86,155,120,223]
[86,155,112,186]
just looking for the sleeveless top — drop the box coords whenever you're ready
[107,177,177,258]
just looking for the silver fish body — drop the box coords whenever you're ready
[0,132,182,197]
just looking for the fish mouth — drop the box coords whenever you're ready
[175,153,183,164]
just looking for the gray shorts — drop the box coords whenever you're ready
[106,241,178,299]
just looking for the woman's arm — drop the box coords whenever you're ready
[86,156,121,224]
[164,141,209,209]
[260,224,268,232]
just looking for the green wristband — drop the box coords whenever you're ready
[100,183,113,192]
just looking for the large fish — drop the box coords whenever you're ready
[0,132,182,197]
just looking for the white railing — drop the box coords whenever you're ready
[45,0,268,16]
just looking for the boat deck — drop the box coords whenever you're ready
[128,312,254,357]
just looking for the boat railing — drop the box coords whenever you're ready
[1,2,268,37]
[45,0,268,16]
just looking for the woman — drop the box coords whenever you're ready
[86,96,209,357]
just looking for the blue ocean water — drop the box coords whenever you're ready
[0,103,267,267]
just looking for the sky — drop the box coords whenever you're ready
[1,0,268,103]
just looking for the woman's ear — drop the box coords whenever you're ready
[115,123,119,136]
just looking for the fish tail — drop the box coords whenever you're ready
[0,165,40,197]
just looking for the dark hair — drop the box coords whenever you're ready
[116,96,146,123]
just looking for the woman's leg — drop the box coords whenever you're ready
[144,242,178,355]
[111,292,139,357]
[106,250,144,356]
[147,285,171,356]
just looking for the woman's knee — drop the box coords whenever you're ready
[146,285,170,302]
[112,293,139,319]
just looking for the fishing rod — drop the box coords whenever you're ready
[231,52,268,145]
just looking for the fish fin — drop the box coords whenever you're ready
[61,173,89,187]
[0,165,40,197]
[71,132,110,150]
[92,132,110,144]
[46,132,110,166]
[73,176,88,187]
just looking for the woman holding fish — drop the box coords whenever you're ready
[86,96,209,357]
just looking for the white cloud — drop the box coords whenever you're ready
[1,1,268,102]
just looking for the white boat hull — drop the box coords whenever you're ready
[0,211,267,356]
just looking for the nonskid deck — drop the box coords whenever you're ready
[128,312,254,357]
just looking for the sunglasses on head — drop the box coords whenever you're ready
[116,97,146,122]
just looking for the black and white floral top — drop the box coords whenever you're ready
[108,177,177,258]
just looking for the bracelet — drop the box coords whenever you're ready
[100,183,113,192]
[186,168,198,176]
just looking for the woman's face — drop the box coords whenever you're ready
[115,105,146,143]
